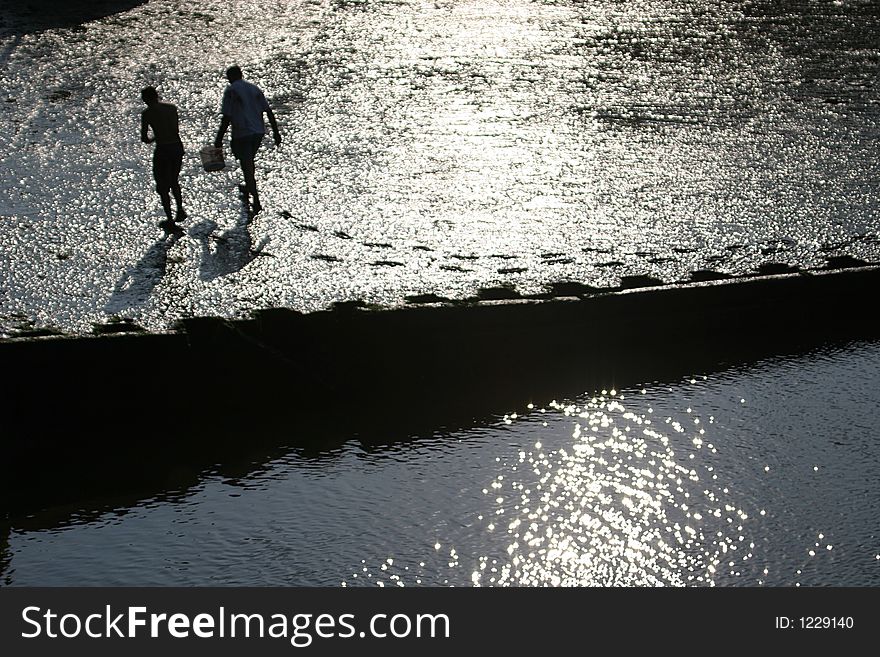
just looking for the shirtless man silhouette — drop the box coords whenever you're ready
[140,86,187,225]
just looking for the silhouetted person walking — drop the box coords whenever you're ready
[214,65,281,216]
[140,86,186,226]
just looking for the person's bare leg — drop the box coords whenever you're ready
[242,158,261,214]
[171,182,186,221]
[158,187,173,221]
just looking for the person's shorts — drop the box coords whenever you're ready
[152,142,184,191]
[231,134,264,162]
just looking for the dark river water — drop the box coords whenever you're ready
[3,338,879,586]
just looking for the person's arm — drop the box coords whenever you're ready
[214,115,230,149]
[266,107,281,146]
[140,113,153,144]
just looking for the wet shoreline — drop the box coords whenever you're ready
[4,265,878,466]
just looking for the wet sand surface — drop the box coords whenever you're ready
[1,0,879,336]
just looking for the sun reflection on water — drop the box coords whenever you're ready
[348,389,756,587]
[480,394,752,586]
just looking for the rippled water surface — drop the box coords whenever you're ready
[3,339,879,586]
[1,0,879,335]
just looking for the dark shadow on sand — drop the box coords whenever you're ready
[104,228,181,314]
[190,208,269,282]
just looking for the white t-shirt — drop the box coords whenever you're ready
[221,79,269,139]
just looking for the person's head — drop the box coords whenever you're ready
[225,65,243,82]
[141,86,159,106]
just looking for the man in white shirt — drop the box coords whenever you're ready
[214,65,281,216]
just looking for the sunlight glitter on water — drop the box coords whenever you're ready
[4,341,880,586]
[347,390,752,587]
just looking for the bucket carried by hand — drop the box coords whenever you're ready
[199,145,225,172]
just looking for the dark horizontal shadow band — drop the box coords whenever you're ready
[2,266,879,513]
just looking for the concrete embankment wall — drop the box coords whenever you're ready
[3,266,879,453]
